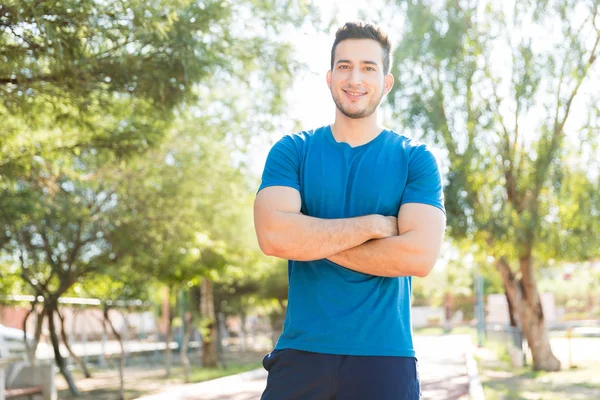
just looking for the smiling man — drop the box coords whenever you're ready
[253,21,446,399]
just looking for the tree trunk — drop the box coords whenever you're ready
[180,312,193,383]
[165,313,174,378]
[162,285,174,378]
[57,308,92,378]
[200,278,218,368]
[104,306,125,400]
[100,314,107,367]
[215,312,227,369]
[47,305,80,396]
[497,257,561,371]
[443,291,453,333]
[240,312,247,352]
[504,282,519,328]
[23,300,44,365]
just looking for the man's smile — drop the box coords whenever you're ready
[343,89,367,99]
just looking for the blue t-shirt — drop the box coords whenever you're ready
[258,125,444,357]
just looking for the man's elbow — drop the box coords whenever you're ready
[412,261,435,278]
[416,249,442,277]
[257,231,293,259]
[402,252,438,278]
[257,232,280,257]
[257,234,314,261]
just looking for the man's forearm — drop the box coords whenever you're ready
[257,212,392,261]
[327,231,439,278]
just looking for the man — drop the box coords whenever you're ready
[253,21,446,400]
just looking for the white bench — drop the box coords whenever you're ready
[1,359,56,400]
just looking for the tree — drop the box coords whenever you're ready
[259,260,289,347]
[387,0,600,370]
[1,0,316,176]
[78,272,151,400]
[1,0,318,393]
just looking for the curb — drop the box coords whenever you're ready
[464,341,485,400]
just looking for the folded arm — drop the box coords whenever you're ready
[327,203,446,277]
[253,186,398,261]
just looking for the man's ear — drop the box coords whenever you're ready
[326,70,332,89]
[384,73,395,94]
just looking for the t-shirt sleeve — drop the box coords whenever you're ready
[257,135,301,193]
[400,144,445,213]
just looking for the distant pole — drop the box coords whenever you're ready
[178,288,185,350]
[567,328,573,368]
[475,270,485,347]
[82,311,88,365]
[99,318,107,368]
[1,367,5,399]
[0,327,5,357]
[140,310,145,340]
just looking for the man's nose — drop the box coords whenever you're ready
[348,68,363,84]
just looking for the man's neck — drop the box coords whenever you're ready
[330,112,383,148]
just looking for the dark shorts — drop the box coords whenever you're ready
[260,349,421,400]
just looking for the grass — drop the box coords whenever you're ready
[475,340,600,400]
[481,367,600,400]
[415,326,600,399]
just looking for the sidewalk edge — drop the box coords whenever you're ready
[465,341,485,400]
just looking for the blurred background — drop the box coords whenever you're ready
[0,0,599,399]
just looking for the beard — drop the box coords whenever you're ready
[331,88,385,119]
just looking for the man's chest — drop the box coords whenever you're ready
[299,146,408,218]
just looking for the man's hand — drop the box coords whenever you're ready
[379,216,398,238]
[327,204,446,277]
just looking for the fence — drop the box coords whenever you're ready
[484,324,528,367]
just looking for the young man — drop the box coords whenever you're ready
[253,21,446,399]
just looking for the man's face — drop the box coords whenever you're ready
[327,39,394,119]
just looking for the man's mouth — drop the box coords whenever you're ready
[343,89,367,99]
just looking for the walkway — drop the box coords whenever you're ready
[137,335,479,400]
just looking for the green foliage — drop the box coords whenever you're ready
[0,0,317,177]
[389,2,598,368]
[538,262,600,312]
[0,0,320,391]
[539,164,600,261]
[388,0,600,265]
[0,0,318,322]
[0,261,23,296]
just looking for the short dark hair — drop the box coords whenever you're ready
[331,21,392,75]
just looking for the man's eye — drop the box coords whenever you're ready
[366,67,375,71]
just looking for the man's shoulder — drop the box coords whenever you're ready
[283,126,328,142]
[380,129,429,153]
[271,126,328,153]
[381,128,418,144]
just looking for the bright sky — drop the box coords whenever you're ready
[248,0,599,179]
[248,0,389,175]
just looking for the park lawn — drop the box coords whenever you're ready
[57,361,262,400]
[476,343,600,400]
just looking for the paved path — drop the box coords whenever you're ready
[417,335,472,400]
[137,335,475,400]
